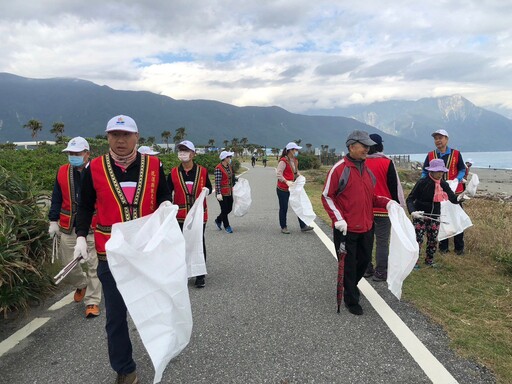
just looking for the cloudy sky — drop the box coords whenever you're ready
[1,1,511,115]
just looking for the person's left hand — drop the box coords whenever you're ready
[457,194,470,202]
[159,200,172,209]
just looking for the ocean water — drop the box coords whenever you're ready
[408,151,512,170]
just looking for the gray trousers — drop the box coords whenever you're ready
[368,216,391,274]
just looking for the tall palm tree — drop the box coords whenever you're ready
[240,137,248,158]
[24,119,43,141]
[161,130,171,152]
[50,122,65,142]
[147,136,156,145]
[223,139,229,150]
[173,127,187,144]
[294,138,302,145]
[208,138,215,151]
[231,138,239,156]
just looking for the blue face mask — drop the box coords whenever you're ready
[293,151,299,157]
[68,155,84,167]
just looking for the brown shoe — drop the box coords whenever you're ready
[281,227,290,234]
[85,304,100,318]
[116,371,138,384]
[73,287,87,302]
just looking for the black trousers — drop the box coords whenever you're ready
[333,227,374,306]
[216,195,233,228]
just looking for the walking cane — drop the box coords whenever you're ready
[54,256,83,284]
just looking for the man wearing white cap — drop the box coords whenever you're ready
[214,150,236,233]
[276,142,314,234]
[48,137,102,318]
[74,115,172,384]
[168,140,212,287]
[422,129,466,255]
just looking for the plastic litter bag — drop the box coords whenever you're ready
[447,179,458,192]
[438,201,473,241]
[232,177,252,217]
[183,188,208,278]
[106,204,192,384]
[289,175,316,226]
[387,203,419,300]
[465,173,479,197]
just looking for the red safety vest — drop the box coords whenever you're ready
[365,157,392,216]
[90,154,160,257]
[277,156,298,191]
[170,165,208,223]
[216,163,233,196]
[57,163,96,234]
[428,149,464,193]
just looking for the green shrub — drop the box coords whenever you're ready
[298,154,321,170]
[0,166,55,315]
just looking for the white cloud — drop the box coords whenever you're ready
[0,1,512,115]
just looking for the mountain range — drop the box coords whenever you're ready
[1,72,510,153]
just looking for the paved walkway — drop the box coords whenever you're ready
[0,164,494,383]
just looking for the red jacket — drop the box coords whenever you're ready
[322,156,389,233]
[365,157,392,216]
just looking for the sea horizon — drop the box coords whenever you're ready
[406,151,512,170]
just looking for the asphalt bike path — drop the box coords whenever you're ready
[0,164,494,383]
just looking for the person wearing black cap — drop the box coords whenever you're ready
[322,130,397,315]
[364,134,405,281]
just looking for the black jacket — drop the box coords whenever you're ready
[406,176,460,216]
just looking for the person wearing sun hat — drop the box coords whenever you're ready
[422,129,467,255]
[168,140,212,287]
[214,150,236,233]
[74,115,172,384]
[406,158,463,268]
[137,145,160,155]
[276,141,314,234]
[322,130,397,315]
[48,136,102,318]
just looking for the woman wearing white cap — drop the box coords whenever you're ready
[276,142,314,234]
[48,136,102,318]
[214,150,236,233]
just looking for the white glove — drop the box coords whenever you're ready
[73,236,88,261]
[159,200,172,208]
[216,193,223,201]
[334,220,348,235]
[48,221,60,238]
[386,200,400,210]
[457,194,470,202]
[411,211,424,219]
[461,178,467,184]
[286,180,294,187]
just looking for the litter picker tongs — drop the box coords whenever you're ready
[54,256,83,284]
[417,213,449,224]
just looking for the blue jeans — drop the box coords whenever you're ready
[276,188,306,229]
[97,260,136,375]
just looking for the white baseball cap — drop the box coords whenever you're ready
[431,129,449,138]
[285,142,302,150]
[219,151,234,160]
[137,146,160,155]
[177,140,196,152]
[62,136,90,152]
[105,115,138,133]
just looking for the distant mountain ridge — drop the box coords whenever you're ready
[2,72,505,153]
[306,95,512,152]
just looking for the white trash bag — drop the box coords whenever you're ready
[438,201,473,241]
[232,177,252,217]
[465,173,479,197]
[289,175,316,226]
[183,188,208,278]
[106,204,192,384]
[387,203,419,300]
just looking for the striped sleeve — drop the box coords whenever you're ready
[321,159,345,223]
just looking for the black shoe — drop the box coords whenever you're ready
[301,225,314,232]
[195,276,205,288]
[345,303,363,315]
[455,249,465,255]
[439,248,449,254]
[364,266,374,278]
[372,271,387,282]
[214,218,222,230]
